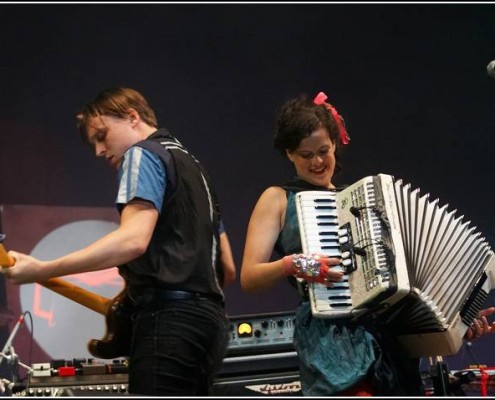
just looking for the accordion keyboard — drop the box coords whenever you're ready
[295,191,353,313]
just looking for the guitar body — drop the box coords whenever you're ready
[88,287,133,359]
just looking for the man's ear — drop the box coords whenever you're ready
[128,108,140,125]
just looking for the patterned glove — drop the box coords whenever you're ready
[283,253,329,283]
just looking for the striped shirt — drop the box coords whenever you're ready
[116,146,166,212]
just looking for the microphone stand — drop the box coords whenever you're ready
[0,347,33,395]
[0,313,24,369]
[0,313,32,395]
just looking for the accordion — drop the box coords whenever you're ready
[295,173,495,357]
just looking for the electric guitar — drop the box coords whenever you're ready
[0,242,132,360]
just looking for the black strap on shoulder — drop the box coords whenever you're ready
[278,177,346,193]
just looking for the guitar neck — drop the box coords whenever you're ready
[0,243,112,315]
[38,278,112,316]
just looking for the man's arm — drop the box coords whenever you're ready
[219,232,236,287]
[5,200,158,284]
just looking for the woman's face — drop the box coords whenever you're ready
[286,127,336,188]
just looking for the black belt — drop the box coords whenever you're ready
[159,290,218,301]
[131,289,224,307]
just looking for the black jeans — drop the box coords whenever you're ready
[128,296,229,396]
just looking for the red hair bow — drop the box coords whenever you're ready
[313,91,350,145]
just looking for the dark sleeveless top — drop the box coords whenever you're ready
[118,129,225,302]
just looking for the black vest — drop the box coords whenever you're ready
[119,129,225,301]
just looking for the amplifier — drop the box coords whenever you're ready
[212,370,302,396]
[225,311,296,356]
[214,311,302,396]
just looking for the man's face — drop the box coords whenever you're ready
[85,115,138,169]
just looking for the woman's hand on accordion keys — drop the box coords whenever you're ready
[464,306,495,341]
[282,253,344,285]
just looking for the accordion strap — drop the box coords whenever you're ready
[279,177,345,193]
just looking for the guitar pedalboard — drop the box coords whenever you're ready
[13,358,129,397]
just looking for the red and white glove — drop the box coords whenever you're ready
[283,253,330,284]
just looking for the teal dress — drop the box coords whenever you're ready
[275,190,376,395]
[274,181,423,396]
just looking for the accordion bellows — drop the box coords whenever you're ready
[295,174,495,357]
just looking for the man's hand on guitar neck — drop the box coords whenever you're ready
[0,248,51,285]
[0,239,46,284]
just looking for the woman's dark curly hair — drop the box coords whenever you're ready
[273,93,347,173]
